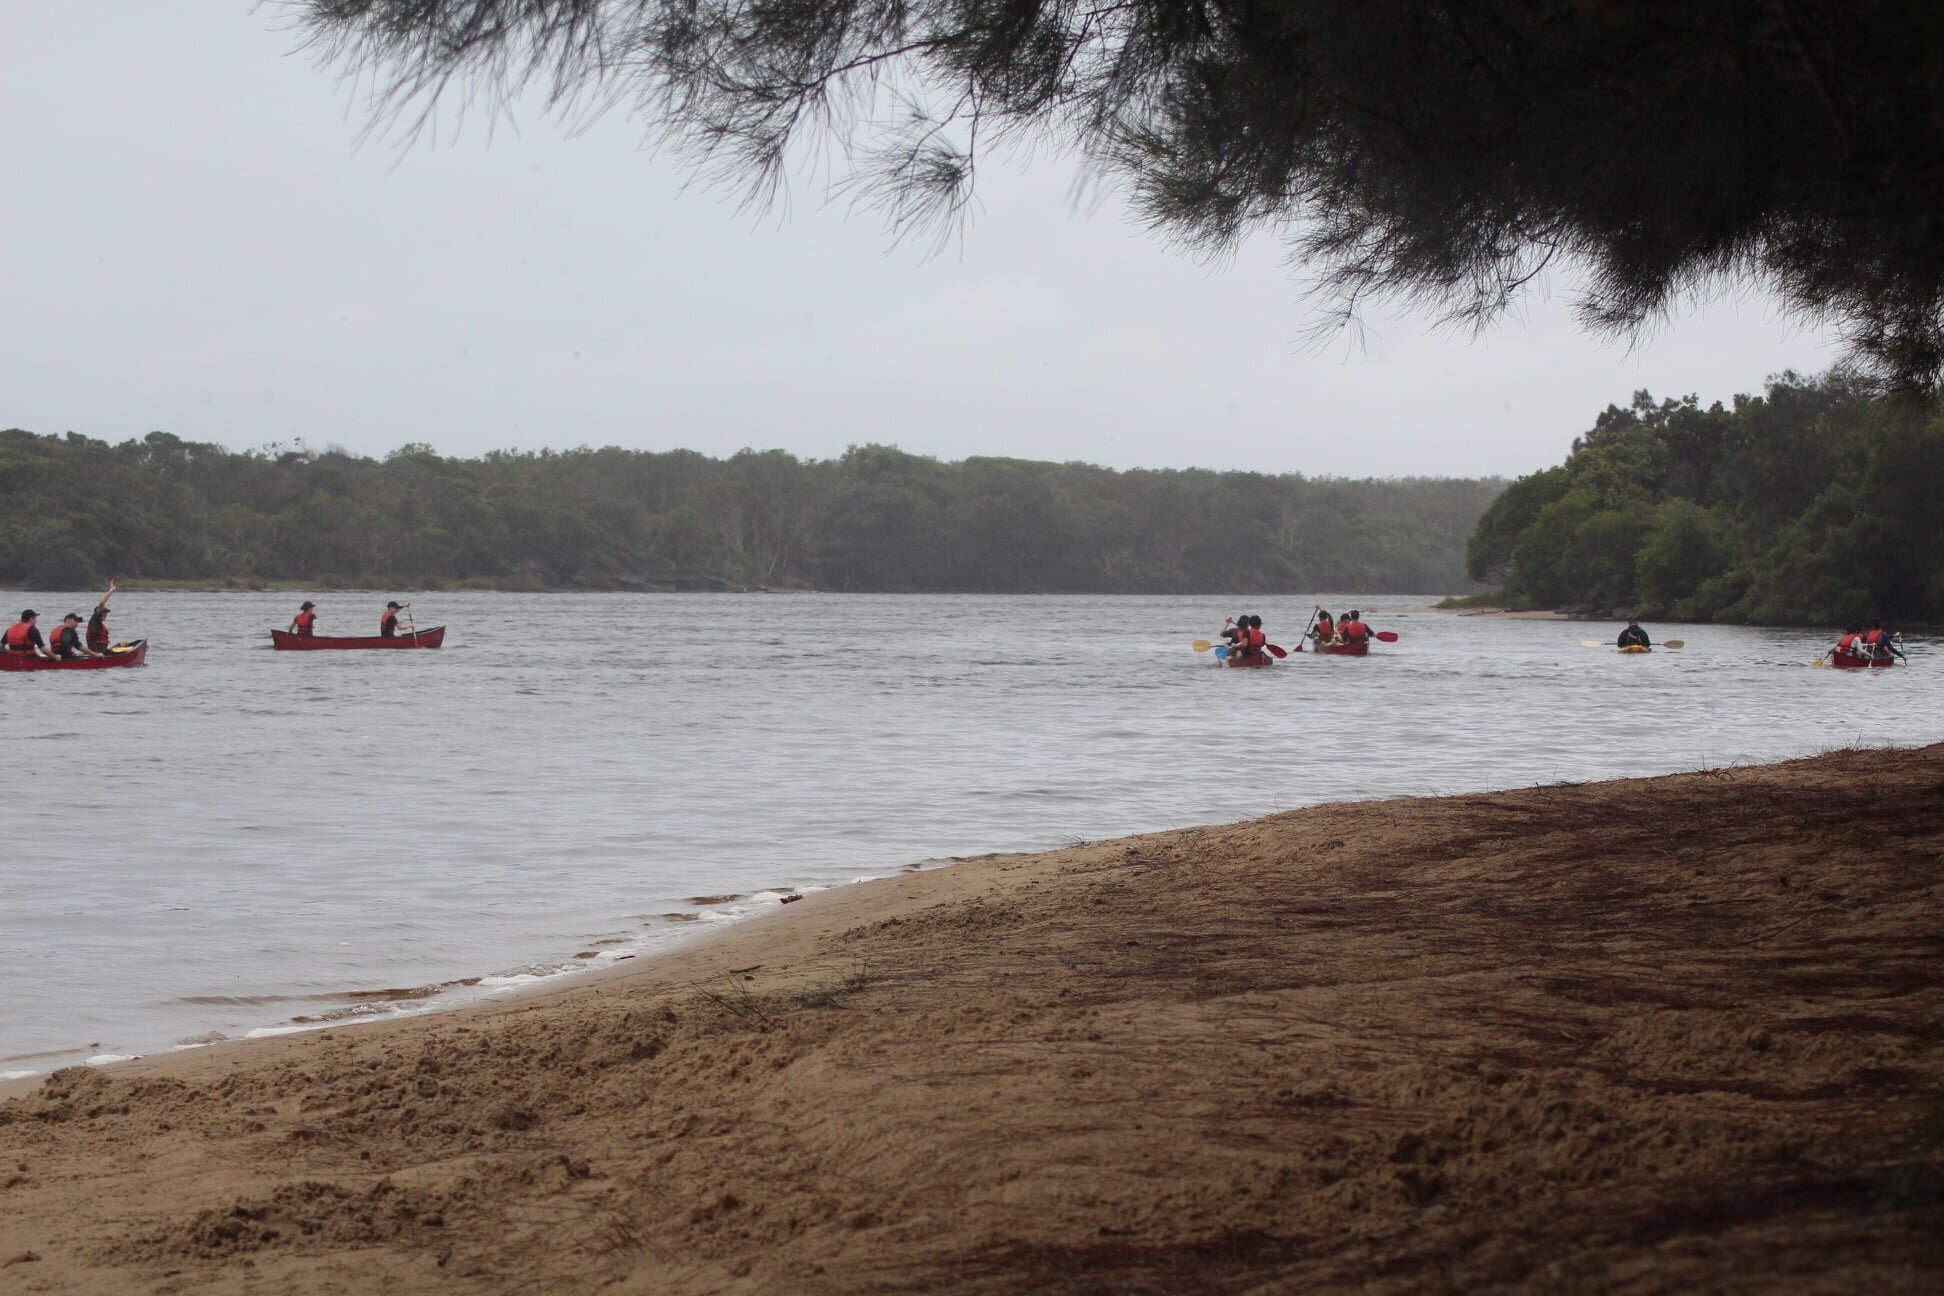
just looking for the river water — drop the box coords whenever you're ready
[2,592,1936,1075]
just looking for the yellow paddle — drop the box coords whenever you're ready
[1191,639,1215,652]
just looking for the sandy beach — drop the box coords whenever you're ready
[3,745,1940,1293]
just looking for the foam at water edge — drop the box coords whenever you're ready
[477,972,556,992]
[244,1023,333,1040]
[16,882,846,1075]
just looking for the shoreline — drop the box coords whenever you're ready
[1433,605,1574,619]
[0,883,838,1094]
[3,746,1940,1291]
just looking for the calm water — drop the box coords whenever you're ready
[2,592,1936,1074]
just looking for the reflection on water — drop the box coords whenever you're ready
[1,592,1935,1069]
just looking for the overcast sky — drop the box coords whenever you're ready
[3,5,1843,480]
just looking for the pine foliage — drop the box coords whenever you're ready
[303,1,1944,388]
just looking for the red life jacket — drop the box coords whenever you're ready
[4,621,35,652]
[1837,632,1860,652]
[50,625,80,657]
[1247,627,1265,650]
[1341,619,1369,643]
[294,610,316,635]
[1315,617,1335,641]
[87,616,109,650]
[1864,628,1885,645]
[380,611,398,637]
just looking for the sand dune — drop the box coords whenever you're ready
[3,745,1940,1293]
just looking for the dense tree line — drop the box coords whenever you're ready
[305,1,1944,390]
[0,430,1501,594]
[1467,372,1944,625]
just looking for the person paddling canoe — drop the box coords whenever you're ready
[1339,610,1373,647]
[1311,609,1336,645]
[288,601,319,636]
[1862,621,1907,662]
[48,613,104,660]
[379,601,405,638]
[4,609,51,658]
[1236,614,1268,663]
[1617,619,1651,650]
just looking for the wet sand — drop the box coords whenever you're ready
[2,746,1940,1293]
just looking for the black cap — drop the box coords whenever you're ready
[62,612,82,622]
[386,601,403,609]
[19,609,35,620]
[300,601,316,610]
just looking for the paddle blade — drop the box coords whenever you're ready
[1191,639,1214,652]
[1662,639,1685,650]
[1374,631,1399,642]
[1580,640,1605,647]
[1265,643,1288,658]
[1213,644,1228,660]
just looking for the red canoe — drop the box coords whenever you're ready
[1306,640,1370,657]
[271,626,446,651]
[1828,650,1900,670]
[1223,653,1275,668]
[0,639,150,672]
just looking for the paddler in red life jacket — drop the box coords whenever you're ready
[1862,621,1907,661]
[1833,623,1864,660]
[379,601,405,637]
[4,609,49,657]
[289,601,318,636]
[1312,610,1336,645]
[1339,610,1371,645]
[1218,614,1247,649]
[86,581,117,653]
[48,612,103,660]
[1234,614,1267,662]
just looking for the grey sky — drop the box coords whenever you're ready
[3,4,1842,479]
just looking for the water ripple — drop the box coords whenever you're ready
[0,591,1935,1066]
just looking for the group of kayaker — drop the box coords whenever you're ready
[3,583,120,660]
[1218,614,1269,663]
[286,599,413,638]
[1831,621,1907,663]
[1309,609,1373,648]
[6,589,418,662]
[1210,608,1382,663]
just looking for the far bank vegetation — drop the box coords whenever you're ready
[1466,371,1944,626]
[0,432,1501,595]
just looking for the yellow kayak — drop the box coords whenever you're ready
[1618,644,1651,653]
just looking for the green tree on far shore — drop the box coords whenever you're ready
[0,429,1503,596]
[1467,371,1944,626]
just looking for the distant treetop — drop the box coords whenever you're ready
[301,1,1944,390]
